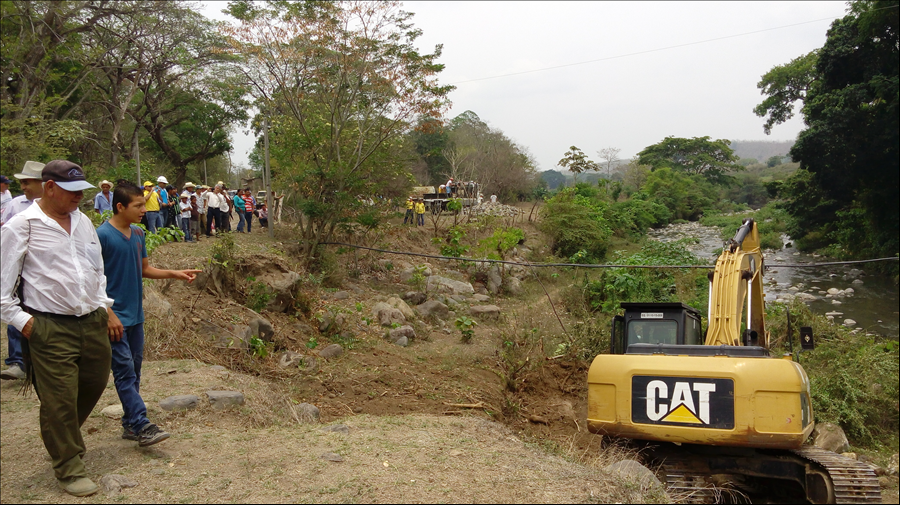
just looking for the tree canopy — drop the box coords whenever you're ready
[756,0,898,260]
[636,136,741,184]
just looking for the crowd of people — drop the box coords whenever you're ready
[0,161,273,497]
[91,178,271,241]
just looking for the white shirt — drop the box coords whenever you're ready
[199,192,209,214]
[0,201,114,331]
[1,194,34,224]
[218,193,230,212]
[0,189,11,215]
[206,191,222,211]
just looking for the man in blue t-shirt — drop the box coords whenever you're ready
[97,182,201,447]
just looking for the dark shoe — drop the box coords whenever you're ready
[122,427,139,441]
[138,423,170,447]
[58,477,99,497]
[1,363,25,380]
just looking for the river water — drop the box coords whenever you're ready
[648,222,899,338]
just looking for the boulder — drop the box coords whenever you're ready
[388,325,416,342]
[851,279,864,285]
[812,423,850,454]
[394,336,409,347]
[472,294,491,302]
[402,291,426,306]
[399,265,432,283]
[205,319,252,350]
[143,285,173,322]
[416,300,449,320]
[99,474,138,496]
[843,319,857,326]
[294,403,320,423]
[470,305,501,321]
[332,291,350,300]
[101,404,124,419]
[889,453,898,476]
[827,288,842,296]
[206,391,245,410]
[426,275,475,296]
[487,266,502,294]
[386,297,415,321]
[249,317,275,342]
[795,292,817,301]
[372,302,406,327]
[278,350,305,368]
[159,395,199,412]
[605,460,664,492]
[504,276,523,296]
[317,344,344,359]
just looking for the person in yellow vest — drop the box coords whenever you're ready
[142,181,161,233]
[414,198,426,226]
[403,197,414,225]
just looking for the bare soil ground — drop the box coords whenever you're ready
[2,206,896,503]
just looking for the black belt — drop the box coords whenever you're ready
[23,306,99,321]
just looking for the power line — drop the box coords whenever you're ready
[321,242,899,270]
[447,10,876,85]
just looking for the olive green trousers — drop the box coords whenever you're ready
[27,308,110,481]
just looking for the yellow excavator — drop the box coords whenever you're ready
[587,219,881,503]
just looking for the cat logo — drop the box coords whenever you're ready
[631,376,735,430]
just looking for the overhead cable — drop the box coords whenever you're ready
[320,242,899,270]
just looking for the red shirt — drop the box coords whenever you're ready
[244,197,254,213]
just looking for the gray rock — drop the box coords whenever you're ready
[795,292,817,301]
[889,453,898,476]
[333,291,350,300]
[843,319,857,326]
[416,300,449,320]
[844,287,855,295]
[450,295,466,303]
[206,391,245,410]
[812,423,850,454]
[504,276,523,296]
[292,323,314,335]
[470,305,501,320]
[99,474,138,495]
[205,320,251,350]
[487,266,502,294]
[159,395,199,412]
[209,365,226,371]
[827,288,842,296]
[101,404,124,419]
[394,336,409,347]
[249,317,274,342]
[320,452,344,462]
[386,297,415,320]
[832,299,842,305]
[389,325,416,341]
[318,313,333,332]
[851,279,864,285]
[300,356,319,374]
[402,291,426,305]
[294,403,320,423]
[317,344,344,359]
[605,459,664,491]
[472,294,490,302]
[426,275,475,296]
[372,302,406,327]
[277,350,305,369]
[143,285,173,322]
[321,424,350,435]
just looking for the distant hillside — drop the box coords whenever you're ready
[730,140,794,162]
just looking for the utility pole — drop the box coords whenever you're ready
[264,117,274,238]
[133,128,141,184]
[203,159,208,186]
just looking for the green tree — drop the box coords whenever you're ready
[557,146,598,183]
[637,136,742,184]
[757,0,898,260]
[224,1,452,262]
[753,50,818,135]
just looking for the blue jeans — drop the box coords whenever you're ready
[236,208,246,232]
[5,324,24,367]
[145,211,159,233]
[180,215,192,241]
[110,323,150,432]
[245,211,253,232]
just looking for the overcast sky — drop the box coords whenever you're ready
[200,1,849,172]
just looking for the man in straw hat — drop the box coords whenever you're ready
[0,160,114,496]
[0,161,45,381]
[93,180,113,216]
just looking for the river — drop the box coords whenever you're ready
[648,221,899,338]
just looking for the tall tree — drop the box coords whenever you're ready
[557,146,597,183]
[756,0,898,259]
[223,0,452,261]
[637,136,741,184]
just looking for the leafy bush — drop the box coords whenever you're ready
[245,277,272,313]
[455,316,477,343]
[539,188,611,261]
[476,227,524,261]
[432,225,469,258]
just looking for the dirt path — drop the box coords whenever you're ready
[0,357,659,504]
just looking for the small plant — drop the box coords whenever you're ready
[409,264,428,291]
[305,336,318,349]
[245,277,272,313]
[249,335,271,358]
[210,232,236,268]
[432,225,469,258]
[355,302,363,312]
[455,316,477,343]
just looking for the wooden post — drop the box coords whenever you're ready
[264,117,274,239]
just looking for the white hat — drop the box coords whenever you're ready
[180,191,190,198]
[157,176,168,184]
[14,161,45,180]
[99,180,112,188]
[184,181,195,188]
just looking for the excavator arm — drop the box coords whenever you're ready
[705,218,768,347]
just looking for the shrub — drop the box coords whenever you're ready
[538,189,611,261]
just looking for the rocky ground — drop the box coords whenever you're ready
[1,208,897,503]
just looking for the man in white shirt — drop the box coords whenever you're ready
[0,160,114,497]
[204,185,222,237]
[0,161,44,381]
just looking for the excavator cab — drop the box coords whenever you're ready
[611,302,703,353]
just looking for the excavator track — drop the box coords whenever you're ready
[791,446,881,504]
[656,445,881,504]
